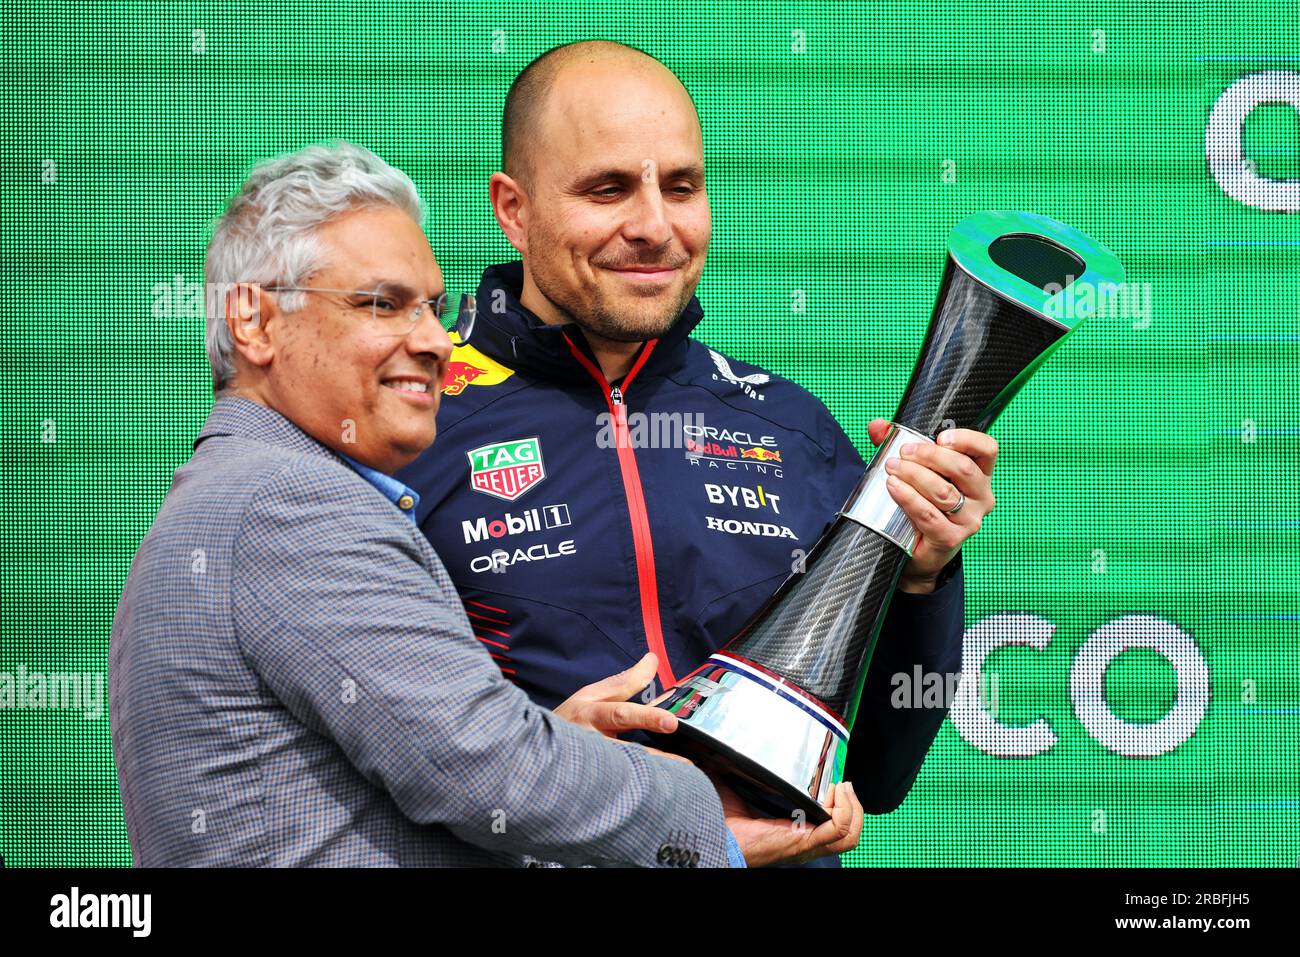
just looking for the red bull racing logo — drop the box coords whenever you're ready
[684,426,785,479]
[441,339,514,396]
[443,360,486,395]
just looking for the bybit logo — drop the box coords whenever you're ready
[704,483,782,514]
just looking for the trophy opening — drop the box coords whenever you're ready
[988,232,1086,293]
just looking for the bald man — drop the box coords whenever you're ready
[397,41,999,865]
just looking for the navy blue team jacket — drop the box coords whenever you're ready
[397,261,966,814]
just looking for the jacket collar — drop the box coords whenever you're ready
[468,261,704,383]
[195,395,337,460]
[196,397,420,517]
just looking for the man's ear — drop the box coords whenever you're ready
[489,171,529,254]
[226,283,276,371]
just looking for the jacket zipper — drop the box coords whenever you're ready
[563,334,676,690]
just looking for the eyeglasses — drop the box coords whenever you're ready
[454,293,477,343]
[260,282,457,337]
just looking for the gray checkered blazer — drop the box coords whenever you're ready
[109,396,729,867]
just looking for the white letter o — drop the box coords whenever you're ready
[1070,615,1208,757]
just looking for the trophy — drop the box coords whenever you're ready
[653,210,1125,822]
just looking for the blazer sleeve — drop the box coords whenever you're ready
[230,461,731,868]
[827,422,967,814]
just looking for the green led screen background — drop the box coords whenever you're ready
[2,0,1296,866]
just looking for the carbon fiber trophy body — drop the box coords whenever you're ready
[653,211,1125,822]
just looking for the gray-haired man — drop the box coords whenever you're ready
[109,141,858,866]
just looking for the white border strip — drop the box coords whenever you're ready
[709,653,849,739]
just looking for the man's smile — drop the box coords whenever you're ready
[381,374,436,406]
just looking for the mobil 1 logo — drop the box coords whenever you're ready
[462,503,572,544]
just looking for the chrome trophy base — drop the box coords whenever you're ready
[655,652,849,824]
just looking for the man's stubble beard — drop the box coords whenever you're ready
[527,223,703,344]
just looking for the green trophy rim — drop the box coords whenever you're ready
[948,210,1126,330]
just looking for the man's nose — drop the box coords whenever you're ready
[622,182,673,247]
[405,301,454,362]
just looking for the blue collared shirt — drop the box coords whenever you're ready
[725,831,747,867]
[338,453,421,523]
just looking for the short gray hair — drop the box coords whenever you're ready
[203,141,425,392]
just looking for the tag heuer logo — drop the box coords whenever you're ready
[467,436,546,502]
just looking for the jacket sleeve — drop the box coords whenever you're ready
[827,422,967,814]
[844,556,965,813]
[230,462,731,867]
